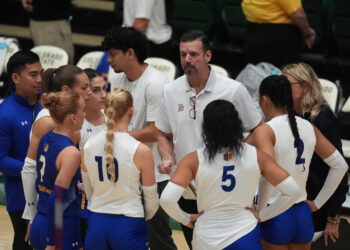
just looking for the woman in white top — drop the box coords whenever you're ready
[160,99,303,250]
[78,68,107,243]
[79,68,107,150]
[81,88,159,250]
[253,75,348,250]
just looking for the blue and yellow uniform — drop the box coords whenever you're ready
[30,131,82,250]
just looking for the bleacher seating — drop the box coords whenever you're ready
[0,0,349,94]
[76,51,104,69]
[31,45,69,70]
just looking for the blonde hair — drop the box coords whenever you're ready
[282,63,328,121]
[104,88,133,182]
[41,91,80,124]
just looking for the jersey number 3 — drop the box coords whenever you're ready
[222,165,236,192]
[95,156,119,182]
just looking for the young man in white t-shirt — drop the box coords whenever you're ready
[102,27,177,250]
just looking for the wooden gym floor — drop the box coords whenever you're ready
[0,205,189,250]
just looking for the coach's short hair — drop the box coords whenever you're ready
[180,30,210,52]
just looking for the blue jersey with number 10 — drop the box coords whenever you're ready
[35,131,80,216]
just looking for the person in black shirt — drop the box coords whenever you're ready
[283,63,349,247]
[21,0,74,63]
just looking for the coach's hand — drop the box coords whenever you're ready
[158,159,174,175]
[25,223,31,245]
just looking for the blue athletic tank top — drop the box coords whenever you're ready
[36,131,80,216]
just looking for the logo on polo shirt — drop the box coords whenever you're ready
[21,120,28,126]
[178,104,184,112]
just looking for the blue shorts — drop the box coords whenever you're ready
[223,225,262,250]
[30,213,82,250]
[260,202,314,244]
[85,211,148,250]
[30,213,48,250]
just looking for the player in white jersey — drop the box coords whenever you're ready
[21,65,91,242]
[252,75,348,250]
[160,99,302,250]
[79,69,106,150]
[81,89,159,250]
[76,68,107,244]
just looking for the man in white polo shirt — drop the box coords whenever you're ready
[102,27,177,250]
[123,0,173,59]
[155,30,263,248]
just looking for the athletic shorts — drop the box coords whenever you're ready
[223,225,262,250]
[260,201,314,244]
[85,211,148,250]
[29,213,82,250]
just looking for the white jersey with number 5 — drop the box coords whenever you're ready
[267,114,316,204]
[83,131,144,218]
[193,144,260,250]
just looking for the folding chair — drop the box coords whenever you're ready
[145,57,176,81]
[76,51,104,70]
[319,78,339,113]
[1,40,20,74]
[210,64,230,77]
[31,45,69,70]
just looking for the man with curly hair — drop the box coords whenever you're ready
[101,27,177,250]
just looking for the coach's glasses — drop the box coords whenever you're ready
[189,96,196,119]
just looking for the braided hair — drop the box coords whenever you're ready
[104,88,133,182]
[259,75,302,164]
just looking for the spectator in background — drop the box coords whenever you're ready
[21,0,75,63]
[0,51,42,250]
[242,0,315,68]
[122,0,173,59]
[283,63,349,247]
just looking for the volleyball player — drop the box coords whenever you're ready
[79,68,107,150]
[22,65,91,231]
[81,89,159,250]
[253,75,348,250]
[29,91,86,250]
[160,99,302,250]
[78,68,107,243]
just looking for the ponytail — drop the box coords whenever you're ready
[260,75,303,169]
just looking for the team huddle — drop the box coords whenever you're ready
[0,27,348,250]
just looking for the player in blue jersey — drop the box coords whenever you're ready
[252,75,348,250]
[21,65,91,243]
[0,50,43,250]
[29,91,86,250]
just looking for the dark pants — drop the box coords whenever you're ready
[8,211,32,250]
[178,197,198,249]
[146,180,177,250]
[244,22,302,69]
